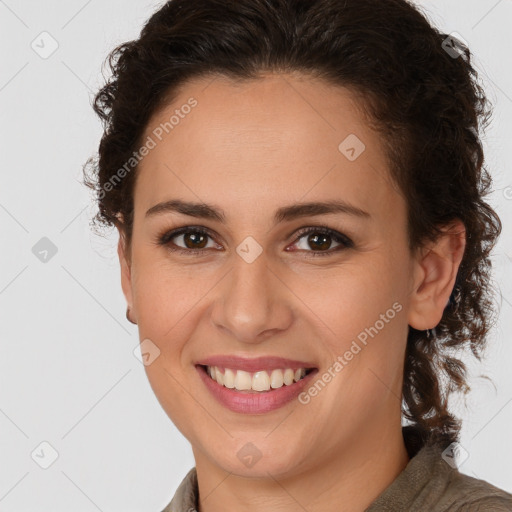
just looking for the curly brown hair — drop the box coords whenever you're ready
[83,0,502,451]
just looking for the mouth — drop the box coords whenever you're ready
[195,362,319,414]
[197,364,316,393]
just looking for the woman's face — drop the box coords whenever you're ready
[119,72,423,477]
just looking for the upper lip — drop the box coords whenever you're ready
[196,355,317,372]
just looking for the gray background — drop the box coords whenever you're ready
[0,0,511,510]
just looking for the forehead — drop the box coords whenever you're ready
[135,73,402,224]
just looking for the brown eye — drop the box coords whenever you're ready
[157,225,353,257]
[182,231,209,249]
[158,227,219,253]
[288,227,353,256]
[305,232,332,251]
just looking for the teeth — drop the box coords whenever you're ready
[214,367,224,386]
[284,368,295,385]
[270,369,284,389]
[252,371,270,391]
[205,366,308,392]
[234,370,252,390]
[224,368,235,388]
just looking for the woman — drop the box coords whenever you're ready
[83,0,512,510]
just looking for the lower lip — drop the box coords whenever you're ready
[196,365,318,414]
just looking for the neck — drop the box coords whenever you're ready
[193,421,410,512]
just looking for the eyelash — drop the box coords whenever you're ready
[156,225,354,257]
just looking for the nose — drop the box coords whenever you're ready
[210,250,294,344]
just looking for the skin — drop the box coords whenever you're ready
[117,72,466,512]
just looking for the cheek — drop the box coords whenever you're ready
[302,264,407,423]
[131,253,209,338]
[296,259,403,341]
[130,260,208,430]
[301,259,407,400]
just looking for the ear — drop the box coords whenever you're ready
[117,226,135,319]
[408,219,466,331]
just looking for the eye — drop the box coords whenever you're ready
[156,225,354,256]
[287,226,353,256]
[157,226,220,254]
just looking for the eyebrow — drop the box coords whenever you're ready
[145,198,371,224]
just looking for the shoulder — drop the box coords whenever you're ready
[365,440,512,512]
[440,469,512,511]
[161,467,198,512]
[401,428,512,511]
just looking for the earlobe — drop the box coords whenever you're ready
[408,220,466,331]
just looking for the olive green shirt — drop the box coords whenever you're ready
[161,427,512,511]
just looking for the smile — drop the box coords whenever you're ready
[203,365,313,392]
[196,364,319,414]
